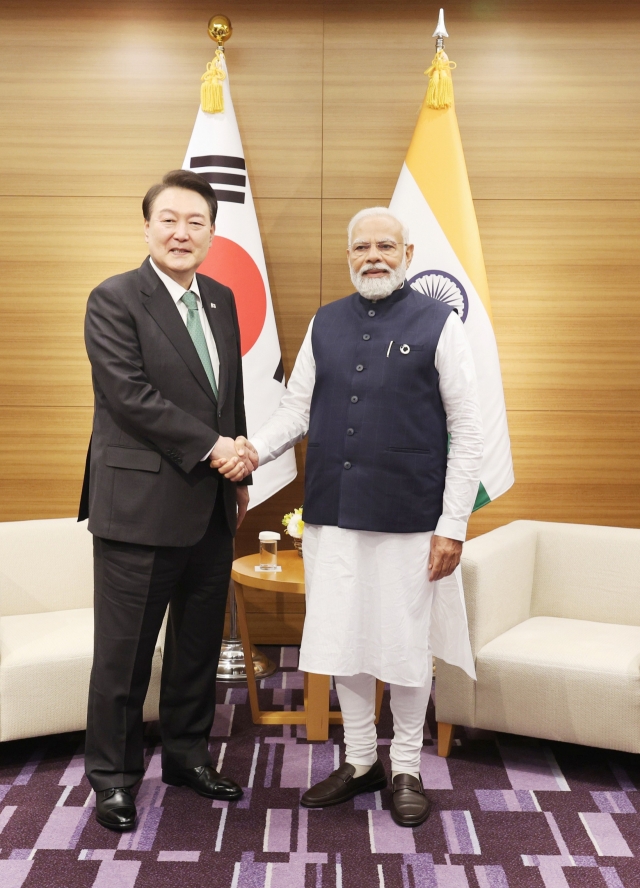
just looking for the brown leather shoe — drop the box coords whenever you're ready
[301,759,387,808]
[390,773,432,827]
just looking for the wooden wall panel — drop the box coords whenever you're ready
[1,0,640,644]
[0,0,323,199]
[0,407,92,521]
[322,0,640,200]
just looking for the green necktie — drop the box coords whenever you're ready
[181,290,218,399]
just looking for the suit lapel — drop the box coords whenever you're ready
[198,276,229,410]
[138,259,218,405]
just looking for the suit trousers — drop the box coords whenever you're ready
[85,491,233,791]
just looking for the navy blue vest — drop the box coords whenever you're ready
[303,282,452,533]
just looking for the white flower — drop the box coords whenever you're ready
[286,513,304,539]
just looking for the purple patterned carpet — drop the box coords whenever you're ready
[1,646,639,888]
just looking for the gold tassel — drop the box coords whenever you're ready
[200,47,227,114]
[425,49,456,110]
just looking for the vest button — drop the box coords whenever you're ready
[363,334,371,341]
[343,461,352,469]
[368,309,376,317]
[356,364,364,372]
[346,428,354,436]
[350,395,358,403]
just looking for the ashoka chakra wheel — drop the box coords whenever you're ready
[408,270,469,323]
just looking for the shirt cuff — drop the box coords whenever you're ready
[434,516,468,542]
[200,441,217,462]
[250,436,270,467]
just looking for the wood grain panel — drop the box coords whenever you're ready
[0,0,323,199]
[322,0,640,200]
[492,266,640,413]
[254,198,321,377]
[231,612,304,646]
[507,412,640,484]
[477,200,640,267]
[0,407,92,521]
[0,196,144,407]
[468,484,640,541]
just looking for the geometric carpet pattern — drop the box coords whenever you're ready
[1,646,639,887]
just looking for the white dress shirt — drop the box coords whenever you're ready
[149,258,220,461]
[149,258,220,388]
[252,310,483,541]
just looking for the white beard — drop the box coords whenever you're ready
[350,258,407,300]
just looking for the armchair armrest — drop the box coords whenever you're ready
[436,520,539,734]
[462,520,539,656]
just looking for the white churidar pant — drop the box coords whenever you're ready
[335,672,432,775]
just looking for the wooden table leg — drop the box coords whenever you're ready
[233,581,262,725]
[305,672,330,741]
[437,722,455,757]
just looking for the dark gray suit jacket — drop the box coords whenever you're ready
[78,256,249,546]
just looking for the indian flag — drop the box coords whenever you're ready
[389,14,513,509]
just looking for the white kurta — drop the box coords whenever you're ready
[252,308,483,685]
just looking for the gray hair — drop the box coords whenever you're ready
[347,207,410,246]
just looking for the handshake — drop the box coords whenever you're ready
[209,435,259,482]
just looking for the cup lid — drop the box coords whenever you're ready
[259,531,281,541]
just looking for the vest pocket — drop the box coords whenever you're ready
[386,447,431,454]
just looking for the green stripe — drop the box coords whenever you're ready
[472,481,491,512]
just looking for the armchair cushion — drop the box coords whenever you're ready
[0,607,161,742]
[476,616,640,752]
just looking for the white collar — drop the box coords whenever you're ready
[149,257,201,305]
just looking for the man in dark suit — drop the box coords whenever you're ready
[79,169,254,832]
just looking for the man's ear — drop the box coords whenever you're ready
[143,220,150,243]
[405,243,415,268]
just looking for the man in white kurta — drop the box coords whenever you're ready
[219,208,482,827]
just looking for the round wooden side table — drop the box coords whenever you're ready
[231,550,383,741]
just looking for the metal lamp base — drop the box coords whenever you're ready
[217,572,277,682]
[217,638,277,682]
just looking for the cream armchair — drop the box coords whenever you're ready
[0,517,162,742]
[436,520,640,756]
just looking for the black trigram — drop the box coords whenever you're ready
[190,155,246,204]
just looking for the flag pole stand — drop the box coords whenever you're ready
[217,579,277,681]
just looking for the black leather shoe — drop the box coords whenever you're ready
[162,764,243,801]
[95,787,137,832]
[301,759,387,808]
[390,773,432,827]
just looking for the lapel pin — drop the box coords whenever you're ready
[400,344,411,354]
[211,303,216,308]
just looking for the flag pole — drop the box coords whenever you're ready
[200,14,275,680]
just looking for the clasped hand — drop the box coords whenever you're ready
[209,435,259,482]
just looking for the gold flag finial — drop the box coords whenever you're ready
[201,15,232,114]
[207,14,232,46]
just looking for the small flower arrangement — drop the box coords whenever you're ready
[282,507,304,555]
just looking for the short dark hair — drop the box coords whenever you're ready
[142,169,218,225]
